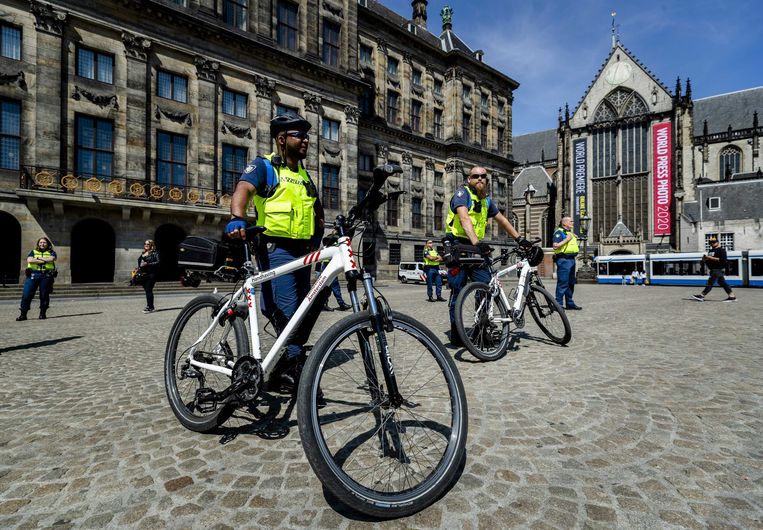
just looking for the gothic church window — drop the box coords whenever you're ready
[719,146,741,178]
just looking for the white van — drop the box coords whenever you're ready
[397,262,447,284]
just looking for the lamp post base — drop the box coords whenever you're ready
[577,261,596,281]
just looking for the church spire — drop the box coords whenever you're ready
[611,11,618,48]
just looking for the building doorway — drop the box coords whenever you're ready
[71,218,116,283]
[154,224,186,281]
[0,211,21,285]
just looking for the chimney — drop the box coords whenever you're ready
[412,0,428,30]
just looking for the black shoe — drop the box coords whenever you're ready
[39,310,47,320]
[436,297,447,302]
[16,312,27,322]
[322,305,334,312]
[565,305,583,311]
[280,356,305,395]
[449,326,463,347]
[428,297,435,302]
[337,302,351,311]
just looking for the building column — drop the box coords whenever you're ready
[254,75,275,156]
[194,56,220,190]
[303,92,322,177]
[344,105,360,213]
[122,32,152,181]
[400,151,413,233]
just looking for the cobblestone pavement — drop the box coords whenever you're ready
[1,281,762,529]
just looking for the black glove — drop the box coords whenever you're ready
[515,237,532,249]
[476,242,492,256]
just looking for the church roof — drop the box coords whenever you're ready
[683,178,763,223]
[512,166,553,199]
[693,86,763,136]
[512,129,557,165]
[440,29,473,54]
[607,220,634,238]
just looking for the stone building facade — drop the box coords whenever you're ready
[0,0,519,284]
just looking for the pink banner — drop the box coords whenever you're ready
[652,122,672,236]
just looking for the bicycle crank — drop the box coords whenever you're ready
[195,356,263,406]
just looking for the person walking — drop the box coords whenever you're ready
[138,239,160,313]
[444,166,528,346]
[17,237,57,321]
[692,238,737,302]
[552,216,582,310]
[225,110,326,393]
[423,239,445,302]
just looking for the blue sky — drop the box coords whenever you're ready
[379,0,763,135]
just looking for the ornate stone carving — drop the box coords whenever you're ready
[303,92,322,113]
[446,66,461,81]
[322,145,343,164]
[72,86,119,110]
[425,158,435,170]
[375,143,389,159]
[376,38,387,54]
[30,1,67,36]
[401,151,413,165]
[445,159,464,173]
[194,56,220,82]
[121,31,151,61]
[403,53,412,65]
[322,0,343,18]
[254,75,275,98]
[221,121,252,139]
[155,106,192,126]
[0,71,26,90]
[344,105,359,125]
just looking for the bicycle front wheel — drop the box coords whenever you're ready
[164,293,249,432]
[297,311,468,518]
[454,281,511,361]
[526,285,572,345]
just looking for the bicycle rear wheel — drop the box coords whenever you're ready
[297,311,468,518]
[164,293,249,432]
[526,285,572,345]
[454,281,511,361]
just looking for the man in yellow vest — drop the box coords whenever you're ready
[445,166,528,346]
[552,215,582,310]
[17,237,57,321]
[226,110,326,391]
[423,239,445,302]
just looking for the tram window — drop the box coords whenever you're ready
[607,261,640,276]
[726,260,739,276]
[751,258,763,276]
[598,263,608,275]
[652,260,705,276]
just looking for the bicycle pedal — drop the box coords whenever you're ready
[195,388,218,413]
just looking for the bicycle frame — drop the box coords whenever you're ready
[486,258,536,322]
[185,235,359,380]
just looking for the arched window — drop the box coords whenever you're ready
[719,146,741,178]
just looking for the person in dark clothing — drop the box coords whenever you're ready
[692,238,737,302]
[17,237,57,321]
[138,239,160,313]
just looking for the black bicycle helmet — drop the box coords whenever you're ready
[526,245,544,267]
[270,110,311,137]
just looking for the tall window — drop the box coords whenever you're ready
[433,109,443,139]
[434,171,443,187]
[480,93,488,109]
[462,113,471,142]
[433,79,443,96]
[719,146,741,178]
[413,245,424,262]
[410,100,422,132]
[0,99,21,170]
[321,165,340,209]
[322,20,340,66]
[412,198,422,229]
[359,88,372,116]
[0,24,21,60]
[277,1,299,50]
[480,121,488,148]
[275,104,297,117]
[412,69,422,87]
[157,71,187,103]
[497,179,506,197]
[434,200,443,230]
[322,118,340,141]
[75,115,113,178]
[77,47,114,84]
[223,0,247,30]
[387,57,398,76]
[358,153,373,172]
[411,166,422,182]
[222,144,247,195]
[497,127,504,151]
[621,123,648,174]
[386,91,399,124]
[592,128,616,178]
[498,100,505,114]
[389,243,401,265]
[462,85,471,99]
[157,131,187,186]
[359,44,373,65]
[387,193,398,226]
[222,89,247,118]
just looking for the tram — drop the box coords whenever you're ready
[594,250,763,287]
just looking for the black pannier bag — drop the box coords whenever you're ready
[178,237,229,271]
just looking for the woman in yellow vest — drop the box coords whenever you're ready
[17,237,57,321]
[225,111,325,392]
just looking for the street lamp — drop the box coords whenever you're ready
[578,214,595,279]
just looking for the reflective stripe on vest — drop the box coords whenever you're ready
[423,248,440,266]
[446,186,489,240]
[28,250,56,271]
[553,228,579,254]
[251,153,316,240]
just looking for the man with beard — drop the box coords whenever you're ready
[226,110,325,392]
[444,166,528,346]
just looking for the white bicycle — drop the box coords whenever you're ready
[452,241,572,361]
[164,165,468,518]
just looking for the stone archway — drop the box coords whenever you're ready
[609,249,634,255]
[0,211,22,285]
[154,224,186,281]
[71,218,116,283]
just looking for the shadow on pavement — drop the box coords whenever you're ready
[0,335,83,355]
[217,391,298,444]
[46,312,103,319]
[150,307,184,313]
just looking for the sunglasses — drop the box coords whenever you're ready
[469,173,488,180]
[285,131,310,140]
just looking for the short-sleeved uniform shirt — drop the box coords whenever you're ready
[239,157,269,190]
[450,189,500,218]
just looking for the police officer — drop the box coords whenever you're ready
[17,237,57,321]
[552,216,582,310]
[225,110,325,390]
[445,166,528,346]
[423,240,445,302]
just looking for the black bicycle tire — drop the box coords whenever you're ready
[454,281,511,361]
[526,285,572,345]
[297,311,468,518]
[164,293,249,432]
